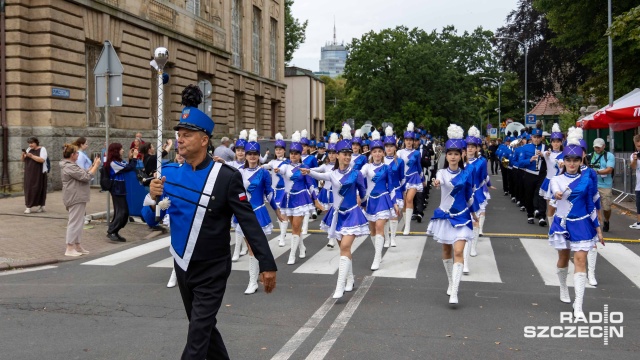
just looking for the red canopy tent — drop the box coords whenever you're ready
[577,89,640,131]
[576,108,610,129]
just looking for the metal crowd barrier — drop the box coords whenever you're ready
[612,154,635,204]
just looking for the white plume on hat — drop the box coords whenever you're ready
[248,129,258,142]
[275,132,283,141]
[447,124,464,140]
[407,122,414,132]
[371,129,381,140]
[292,131,301,143]
[552,123,561,133]
[301,129,308,139]
[329,133,339,144]
[468,126,480,138]
[239,129,247,140]
[510,138,520,147]
[354,129,362,138]
[566,126,583,146]
[385,126,394,137]
[341,124,352,140]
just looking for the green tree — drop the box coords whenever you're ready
[284,0,308,65]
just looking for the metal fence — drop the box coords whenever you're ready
[612,154,636,204]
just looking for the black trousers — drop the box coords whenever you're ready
[509,168,519,201]
[413,190,425,216]
[490,158,499,174]
[107,194,129,234]
[501,165,510,194]
[522,171,546,218]
[176,257,232,360]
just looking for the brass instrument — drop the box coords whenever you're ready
[501,157,510,166]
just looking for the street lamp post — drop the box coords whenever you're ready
[496,36,527,118]
[481,76,503,126]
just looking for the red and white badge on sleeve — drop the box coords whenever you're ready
[238,192,247,201]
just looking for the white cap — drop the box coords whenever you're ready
[593,138,605,148]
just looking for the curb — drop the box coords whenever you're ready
[0,258,59,271]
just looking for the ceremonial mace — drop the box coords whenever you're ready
[153,47,169,221]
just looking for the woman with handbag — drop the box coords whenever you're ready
[59,143,101,256]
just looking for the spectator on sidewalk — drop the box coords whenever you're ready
[60,143,101,256]
[130,137,143,160]
[130,132,145,149]
[105,143,138,242]
[589,138,615,232]
[21,137,49,214]
[629,135,640,229]
[213,137,236,162]
[139,139,173,187]
[73,137,92,171]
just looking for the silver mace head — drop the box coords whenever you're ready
[154,47,169,69]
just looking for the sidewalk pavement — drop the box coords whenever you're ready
[0,188,162,270]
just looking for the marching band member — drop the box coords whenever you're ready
[496,134,512,197]
[275,131,316,265]
[315,133,339,248]
[229,130,248,261]
[541,123,564,227]
[517,127,547,225]
[548,127,604,318]
[262,133,289,247]
[398,122,423,235]
[226,130,247,169]
[360,130,399,270]
[302,124,369,298]
[236,129,282,294]
[427,124,477,305]
[384,126,405,248]
[301,130,319,234]
[350,129,368,171]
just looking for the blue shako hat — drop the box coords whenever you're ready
[465,126,482,146]
[300,129,310,146]
[531,128,543,136]
[369,130,384,150]
[274,133,286,148]
[175,107,214,136]
[383,126,396,146]
[563,127,584,158]
[246,129,260,153]
[317,141,325,148]
[362,139,371,147]
[327,133,339,152]
[445,124,466,152]
[290,131,303,153]
[309,139,317,147]
[550,123,563,140]
[404,122,416,139]
[352,129,363,145]
[336,124,353,153]
[235,130,248,149]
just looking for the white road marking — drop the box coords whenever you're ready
[305,276,375,360]
[373,236,426,278]
[232,234,309,271]
[0,265,58,276]
[520,238,593,288]
[270,296,337,360]
[597,243,640,288]
[294,235,367,275]
[81,237,171,266]
[461,237,503,283]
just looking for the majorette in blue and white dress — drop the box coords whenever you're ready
[554,157,602,210]
[360,162,396,221]
[548,171,600,252]
[350,153,368,171]
[426,168,475,244]
[384,155,405,209]
[302,154,320,195]
[309,167,369,240]
[278,162,316,217]
[232,166,278,235]
[397,148,423,191]
[226,159,245,170]
[466,157,491,212]
[263,158,289,207]
[540,150,562,199]
[312,163,335,210]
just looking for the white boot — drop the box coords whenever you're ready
[463,241,471,274]
[288,235,300,265]
[443,259,453,295]
[403,208,413,235]
[470,227,479,257]
[244,256,259,295]
[232,231,242,262]
[383,222,390,248]
[587,247,598,286]
[479,213,486,236]
[327,238,336,248]
[449,262,463,304]
[390,220,398,247]
[333,256,351,299]
[573,272,587,319]
[299,236,306,258]
[166,268,177,288]
[371,235,384,270]
[557,267,571,303]
[302,213,309,235]
[345,260,355,292]
[239,237,248,256]
[278,221,288,247]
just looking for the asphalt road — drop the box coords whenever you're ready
[1,173,639,359]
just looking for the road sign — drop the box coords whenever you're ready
[525,114,537,126]
[94,41,124,108]
[94,41,124,75]
[487,123,492,129]
[489,128,498,139]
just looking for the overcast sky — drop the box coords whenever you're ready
[289,0,518,71]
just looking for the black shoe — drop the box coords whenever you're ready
[116,233,127,241]
[534,210,540,219]
[504,192,509,196]
[516,201,521,206]
[416,214,423,223]
[539,219,547,227]
[317,209,323,216]
[520,206,526,212]
[527,218,534,224]
[129,216,135,223]
[107,233,125,242]
[603,221,609,232]
[511,197,516,203]
[311,213,317,220]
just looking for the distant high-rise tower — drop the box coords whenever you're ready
[318,20,347,78]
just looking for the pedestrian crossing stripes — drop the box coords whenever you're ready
[78,234,640,288]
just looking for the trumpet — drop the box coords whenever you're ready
[501,157,510,166]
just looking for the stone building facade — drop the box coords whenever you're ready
[0,0,286,191]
